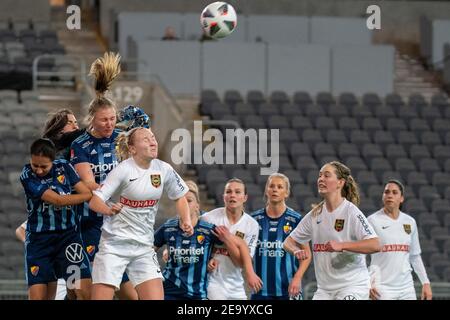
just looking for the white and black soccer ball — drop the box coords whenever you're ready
[200,2,237,39]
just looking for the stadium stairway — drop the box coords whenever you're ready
[394,52,441,101]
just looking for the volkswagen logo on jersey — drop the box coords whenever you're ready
[334,219,345,232]
[151,174,161,188]
[65,243,84,263]
[403,224,411,234]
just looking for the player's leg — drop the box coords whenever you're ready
[127,248,164,300]
[26,233,58,300]
[46,281,57,299]
[117,280,138,300]
[91,249,127,300]
[57,229,92,300]
[135,278,164,300]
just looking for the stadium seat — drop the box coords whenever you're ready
[224,89,244,107]
[294,156,318,178]
[338,117,360,139]
[270,90,290,107]
[396,131,419,153]
[386,118,407,134]
[266,115,290,129]
[342,156,367,176]
[356,171,379,194]
[304,104,326,122]
[385,144,408,167]
[338,92,358,109]
[408,118,430,140]
[362,92,382,112]
[301,129,324,149]
[349,130,371,149]
[313,143,337,159]
[395,158,417,181]
[257,102,279,122]
[279,128,299,144]
[403,198,428,216]
[432,119,450,142]
[289,142,312,159]
[327,103,349,119]
[432,172,450,196]
[419,106,442,127]
[292,91,313,108]
[373,130,395,151]
[409,144,431,167]
[418,158,441,182]
[325,129,348,145]
[315,116,336,136]
[420,131,442,153]
[349,104,372,123]
[369,158,392,182]
[366,184,384,207]
[418,185,441,211]
[242,115,266,129]
[373,106,396,128]
[385,93,405,113]
[280,103,303,117]
[315,92,335,113]
[360,143,383,161]
[406,171,429,198]
[232,102,256,117]
[246,90,266,108]
[337,143,360,159]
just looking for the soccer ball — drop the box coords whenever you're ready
[200,2,237,39]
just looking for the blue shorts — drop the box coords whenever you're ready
[25,228,91,287]
[80,219,130,284]
[163,279,205,300]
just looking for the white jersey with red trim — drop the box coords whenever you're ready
[201,207,259,295]
[93,157,188,246]
[368,209,420,290]
[290,199,378,291]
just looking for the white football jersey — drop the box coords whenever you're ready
[201,207,259,295]
[290,199,377,291]
[368,209,421,290]
[93,158,188,246]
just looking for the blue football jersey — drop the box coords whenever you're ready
[70,129,120,223]
[251,207,302,298]
[20,159,81,233]
[154,218,219,300]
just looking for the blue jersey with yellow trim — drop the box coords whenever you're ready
[154,217,219,300]
[251,207,302,298]
[70,129,120,224]
[20,159,81,233]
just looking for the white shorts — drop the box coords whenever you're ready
[313,286,370,300]
[92,235,163,290]
[377,286,417,300]
[207,282,247,300]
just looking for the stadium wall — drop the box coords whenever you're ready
[100,0,450,49]
[0,0,50,21]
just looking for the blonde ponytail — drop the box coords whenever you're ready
[85,52,121,129]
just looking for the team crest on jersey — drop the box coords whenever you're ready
[235,231,245,239]
[197,235,205,244]
[30,266,39,276]
[151,174,161,188]
[283,223,292,234]
[403,224,411,234]
[57,175,65,184]
[334,219,345,232]
[86,245,96,256]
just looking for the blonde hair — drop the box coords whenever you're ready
[312,161,360,217]
[185,180,200,204]
[115,127,143,162]
[85,52,121,129]
[264,172,291,203]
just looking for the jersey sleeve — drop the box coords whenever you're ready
[162,163,189,200]
[20,168,50,200]
[70,140,89,165]
[289,212,313,244]
[153,223,166,248]
[63,162,81,186]
[246,220,259,258]
[92,163,126,202]
[351,209,378,240]
[409,219,421,256]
